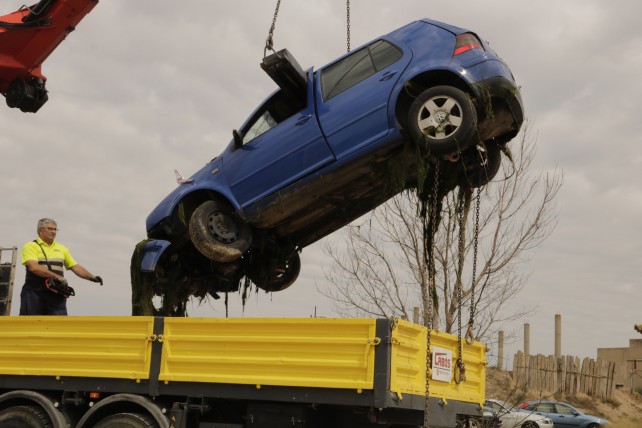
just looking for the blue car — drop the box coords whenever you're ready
[518,401,609,428]
[139,18,523,304]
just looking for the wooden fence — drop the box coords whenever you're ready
[512,352,616,398]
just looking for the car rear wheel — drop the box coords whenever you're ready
[459,141,501,188]
[408,85,478,154]
[189,199,252,262]
[521,422,538,428]
[456,416,481,428]
[248,251,301,292]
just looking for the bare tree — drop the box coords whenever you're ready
[319,124,563,343]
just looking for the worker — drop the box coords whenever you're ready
[19,218,103,315]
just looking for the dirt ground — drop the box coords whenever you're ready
[485,368,642,427]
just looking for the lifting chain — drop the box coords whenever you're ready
[454,189,466,384]
[264,0,281,58]
[346,0,351,52]
[466,188,481,345]
[423,161,440,428]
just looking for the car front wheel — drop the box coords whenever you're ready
[189,199,252,262]
[408,85,478,155]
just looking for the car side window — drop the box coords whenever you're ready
[554,404,574,415]
[321,39,402,100]
[536,403,556,413]
[242,89,306,144]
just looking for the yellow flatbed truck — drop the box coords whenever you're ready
[0,317,486,428]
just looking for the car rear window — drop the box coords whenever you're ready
[321,40,402,100]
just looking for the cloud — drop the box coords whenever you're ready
[1,0,640,362]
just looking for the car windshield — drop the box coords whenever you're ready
[487,401,509,413]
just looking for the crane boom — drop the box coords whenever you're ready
[0,0,98,112]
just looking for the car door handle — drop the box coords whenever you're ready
[379,70,398,81]
[295,114,312,125]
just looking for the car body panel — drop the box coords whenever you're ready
[519,401,609,428]
[485,399,553,428]
[140,240,171,272]
[142,18,524,292]
[147,18,522,234]
[315,40,409,159]
[224,70,334,207]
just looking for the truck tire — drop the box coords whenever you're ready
[93,412,157,428]
[0,405,53,428]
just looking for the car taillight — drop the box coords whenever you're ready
[453,33,483,56]
[518,403,529,409]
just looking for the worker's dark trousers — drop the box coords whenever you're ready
[19,286,68,315]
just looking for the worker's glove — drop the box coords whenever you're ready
[54,277,68,286]
[90,275,103,286]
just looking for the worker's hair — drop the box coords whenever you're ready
[37,218,57,231]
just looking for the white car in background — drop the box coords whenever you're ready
[485,399,553,428]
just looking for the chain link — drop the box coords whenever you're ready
[423,161,440,428]
[346,0,351,52]
[466,188,481,345]
[454,190,466,384]
[264,0,281,57]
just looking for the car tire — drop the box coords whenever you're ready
[521,422,538,428]
[408,85,478,154]
[248,251,301,292]
[189,199,252,263]
[456,417,482,428]
[459,141,501,188]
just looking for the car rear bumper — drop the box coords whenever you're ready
[472,75,524,144]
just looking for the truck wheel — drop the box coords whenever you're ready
[0,405,53,428]
[93,412,157,428]
[189,199,252,262]
[408,85,477,155]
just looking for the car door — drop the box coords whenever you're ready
[531,403,561,426]
[315,39,410,160]
[224,71,334,207]
[552,403,584,428]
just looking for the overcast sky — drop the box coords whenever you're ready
[1,0,640,367]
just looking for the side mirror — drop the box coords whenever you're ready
[233,129,243,148]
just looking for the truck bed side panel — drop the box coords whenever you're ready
[159,318,378,390]
[391,319,486,405]
[0,316,154,380]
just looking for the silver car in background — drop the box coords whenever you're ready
[485,399,553,428]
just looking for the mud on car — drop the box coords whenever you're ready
[138,18,523,311]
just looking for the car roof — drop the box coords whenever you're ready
[418,18,469,35]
